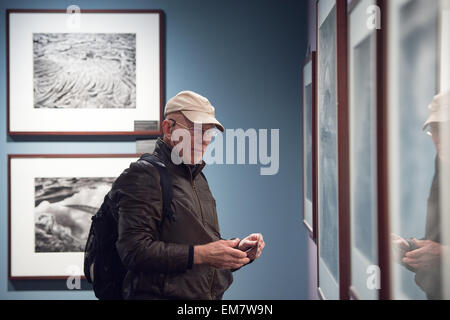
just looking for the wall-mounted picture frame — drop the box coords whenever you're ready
[386,0,440,300]
[8,154,140,279]
[348,0,378,300]
[438,0,450,300]
[302,51,317,241]
[7,9,164,136]
[316,0,349,300]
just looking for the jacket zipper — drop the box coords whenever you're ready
[189,168,215,299]
[189,169,205,225]
[209,269,216,299]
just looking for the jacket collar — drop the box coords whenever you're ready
[153,137,206,180]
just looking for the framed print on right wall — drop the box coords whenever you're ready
[302,51,317,241]
[316,0,349,300]
[348,0,379,300]
[438,0,450,300]
[386,0,440,300]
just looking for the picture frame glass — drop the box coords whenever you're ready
[303,58,314,233]
[317,0,339,300]
[349,0,378,300]
[9,155,138,278]
[388,0,440,299]
[8,11,162,134]
[439,0,450,300]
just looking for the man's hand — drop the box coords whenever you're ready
[238,233,265,261]
[402,239,441,271]
[391,233,411,264]
[194,239,250,270]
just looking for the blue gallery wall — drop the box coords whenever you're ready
[0,0,308,299]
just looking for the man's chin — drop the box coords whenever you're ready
[181,154,203,165]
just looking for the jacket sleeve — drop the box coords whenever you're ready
[114,160,191,274]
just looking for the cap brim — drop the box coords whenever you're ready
[181,110,225,132]
[423,113,450,130]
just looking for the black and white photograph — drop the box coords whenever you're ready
[34,177,115,252]
[9,154,138,279]
[33,33,136,109]
[8,10,163,135]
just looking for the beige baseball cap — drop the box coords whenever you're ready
[164,91,225,132]
[423,90,450,130]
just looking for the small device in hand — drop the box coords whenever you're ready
[405,238,418,252]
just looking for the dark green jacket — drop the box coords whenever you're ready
[111,138,233,299]
[415,155,442,299]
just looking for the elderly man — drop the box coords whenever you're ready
[393,90,450,299]
[113,91,265,300]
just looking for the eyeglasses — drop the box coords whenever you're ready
[168,119,218,137]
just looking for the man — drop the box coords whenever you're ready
[111,91,265,300]
[393,90,450,299]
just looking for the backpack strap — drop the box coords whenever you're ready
[139,153,176,223]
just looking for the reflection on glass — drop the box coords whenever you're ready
[350,31,377,299]
[402,93,450,300]
[439,0,450,301]
[304,82,313,228]
[440,97,450,299]
[352,35,376,261]
[389,0,439,300]
[318,6,339,284]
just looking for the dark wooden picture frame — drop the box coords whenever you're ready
[7,9,165,136]
[302,51,318,242]
[8,153,141,280]
[315,0,349,300]
[376,0,389,300]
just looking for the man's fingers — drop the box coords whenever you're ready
[403,257,420,268]
[403,255,425,266]
[412,238,425,248]
[242,240,258,248]
[224,239,241,247]
[405,247,425,259]
[405,261,420,269]
[239,257,251,265]
[227,247,248,259]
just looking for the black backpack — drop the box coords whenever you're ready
[83,153,175,300]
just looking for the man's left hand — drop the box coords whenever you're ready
[402,239,441,271]
[238,233,265,261]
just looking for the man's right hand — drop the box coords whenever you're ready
[194,239,250,270]
[391,233,413,266]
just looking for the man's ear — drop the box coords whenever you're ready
[162,119,171,136]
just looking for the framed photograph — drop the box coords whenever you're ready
[439,0,450,300]
[7,9,164,136]
[316,0,349,300]
[302,51,317,240]
[8,154,140,279]
[348,0,378,300]
[439,0,450,92]
[386,0,440,299]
